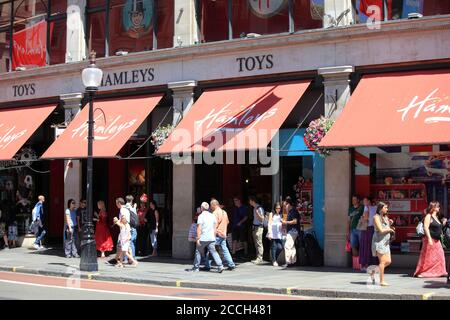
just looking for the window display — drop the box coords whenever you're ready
[371,152,450,252]
[0,147,37,237]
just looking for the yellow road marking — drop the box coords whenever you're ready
[422,292,434,300]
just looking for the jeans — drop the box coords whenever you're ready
[205,237,235,269]
[130,227,137,257]
[194,241,223,270]
[124,227,137,263]
[34,222,46,246]
[350,229,360,249]
[150,230,158,250]
[271,239,283,263]
[64,227,78,257]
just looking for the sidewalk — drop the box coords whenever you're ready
[0,247,449,300]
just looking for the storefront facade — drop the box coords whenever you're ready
[0,0,449,266]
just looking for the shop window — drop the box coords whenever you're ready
[87,10,106,57]
[0,31,10,72]
[109,0,153,55]
[49,18,66,65]
[355,0,450,23]
[232,0,289,38]
[200,0,229,42]
[155,0,174,49]
[51,0,66,14]
[294,0,323,31]
[88,0,106,8]
[88,0,173,57]
[12,0,48,70]
[0,1,11,27]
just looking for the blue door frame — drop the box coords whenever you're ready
[279,129,325,249]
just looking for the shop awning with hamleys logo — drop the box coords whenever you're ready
[319,69,450,149]
[0,104,56,160]
[155,81,311,155]
[41,95,163,159]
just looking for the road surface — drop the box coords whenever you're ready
[0,271,308,300]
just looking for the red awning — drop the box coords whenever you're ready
[156,81,311,154]
[320,69,450,148]
[0,105,56,160]
[42,95,162,159]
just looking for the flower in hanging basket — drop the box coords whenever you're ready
[150,124,174,153]
[304,116,334,157]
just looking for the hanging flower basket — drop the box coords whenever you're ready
[151,124,174,153]
[304,116,334,157]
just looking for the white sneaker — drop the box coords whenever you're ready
[272,262,279,267]
[32,244,40,250]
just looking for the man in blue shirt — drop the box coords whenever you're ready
[32,195,46,250]
[231,197,249,257]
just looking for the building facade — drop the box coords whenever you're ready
[0,0,449,266]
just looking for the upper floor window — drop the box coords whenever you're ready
[0,0,67,73]
[354,0,450,23]
[198,0,323,43]
[87,0,174,58]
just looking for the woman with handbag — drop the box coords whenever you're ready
[372,202,395,286]
[358,197,377,271]
[414,201,448,278]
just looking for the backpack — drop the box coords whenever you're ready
[296,227,309,266]
[442,222,450,249]
[416,221,425,238]
[126,207,138,228]
[304,232,324,267]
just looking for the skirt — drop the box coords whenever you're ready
[414,238,448,278]
[95,222,114,252]
[359,226,374,266]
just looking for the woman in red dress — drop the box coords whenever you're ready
[414,201,448,278]
[94,200,114,258]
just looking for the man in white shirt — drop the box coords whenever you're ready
[204,199,236,271]
[188,202,224,273]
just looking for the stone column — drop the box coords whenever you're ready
[169,80,197,259]
[66,0,87,63]
[60,93,83,207]
[318,66,354,267]
[324,0,354,28]
[174,0,201,46]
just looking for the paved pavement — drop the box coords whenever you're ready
[0,247,449,300]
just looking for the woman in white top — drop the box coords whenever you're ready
[113,215,138,268]
[359,197,378,270]
[267,203,283,267]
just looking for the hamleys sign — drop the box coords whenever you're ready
[0,125,27,150]
[195,102,278,132]
[71,114,137,141]
[397,88,450,124]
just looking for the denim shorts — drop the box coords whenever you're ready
[350,229,360,249]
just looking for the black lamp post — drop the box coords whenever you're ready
[80,52,103,272]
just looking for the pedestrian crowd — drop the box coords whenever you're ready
[187,195,303,272]
[23,193,160,268]
[348,195,450,286]
[2,192,448,286]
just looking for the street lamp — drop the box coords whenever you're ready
[80,52,103,272]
